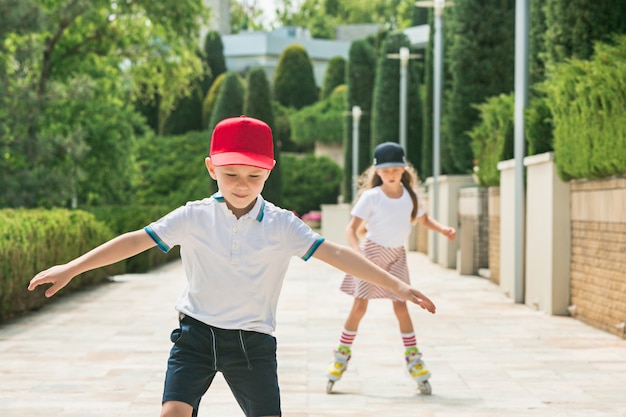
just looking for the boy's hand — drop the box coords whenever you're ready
[28,265,74,298]
[409,289,436,314]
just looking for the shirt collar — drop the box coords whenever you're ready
[212,192,266,222]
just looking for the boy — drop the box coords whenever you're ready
[28,116,436,417]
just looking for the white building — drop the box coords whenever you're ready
[222,27,351,87]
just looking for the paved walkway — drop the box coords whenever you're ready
[1,252,625,417]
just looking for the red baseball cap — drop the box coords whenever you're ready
[210,115,276,169]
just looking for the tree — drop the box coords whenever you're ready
[204,30,227,79]
[442,0,515,174]
[0,0,209,208]
[208,72,246,134]
[343,39,376,202]
[421,9,434,180]
[370,32,423,174]
[273,44,318,110]
[320,55,346,100]
[244,67,283,206]
[543,0,626,67]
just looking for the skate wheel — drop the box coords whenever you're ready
[418,380,432,395]
[326,380,335,394]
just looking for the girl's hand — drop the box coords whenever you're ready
[28,265,75,298]
[441,227,456,241]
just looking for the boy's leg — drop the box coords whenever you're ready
[220,330,281,417]
[162,315,218,415]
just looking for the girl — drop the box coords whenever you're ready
[325,142,456,395]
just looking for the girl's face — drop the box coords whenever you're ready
[206,158,270,218]
[375,166,406,186]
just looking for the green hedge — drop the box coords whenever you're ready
[280,154,342,216]
[0,209,122,321]
[541,36,626,180]
[290,85,347,145]
[87,205,181,273]
[469,93,515,187]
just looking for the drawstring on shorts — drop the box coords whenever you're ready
[239,330,253,370]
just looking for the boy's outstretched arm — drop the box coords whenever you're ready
[312,240,436,314]
[28,230,156,298]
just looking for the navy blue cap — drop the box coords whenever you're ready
[373,142,406,168]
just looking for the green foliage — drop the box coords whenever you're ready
[0,208,121,322]
[203,31,227,79]
[540,36,626,180]
[272,102,311,153]
[291,85,347,145]
[370,32,423,173]
[421,9,434,180]
[87,205,181,273]
[543,0,626,67]
[343,39,376,202]
[135,131,216,208]
[280,154,343,215]
[320,56,346,99]
[442,0,516,174]
[525,95,553,156]
[468,94,515,187]
[244,67,283,206]
[208,72,246,133]
[0,0,208,208]
[276,0,421,33]
[273,44,318,110]
[202,72,226,129]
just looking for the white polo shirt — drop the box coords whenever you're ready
[145,193,325,335]
[352,186,425,248]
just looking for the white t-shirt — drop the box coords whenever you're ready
[145,193,325,335]
[351,186,425,248]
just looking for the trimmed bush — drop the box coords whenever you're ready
[280,154,342,216]
[244,67,283,206]
[343,39,376,202]
[87,205,181,273]
[291,85,347,146]
[135,131,216,208]
[0,209,122,321]
[273,44,318,110]
[320,56,346,100]
[468,93,515,187]
[541,36,626,180]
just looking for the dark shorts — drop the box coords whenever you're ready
[163,314,281,417]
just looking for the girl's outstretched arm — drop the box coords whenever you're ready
[28,230,156,298]
[312,240,436,314]
[418,213,456,241]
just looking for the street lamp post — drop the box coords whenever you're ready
[387,47,420,151]
[416,0,452,261]
[351,105,362,200]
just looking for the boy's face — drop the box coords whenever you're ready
[206,158,271,218]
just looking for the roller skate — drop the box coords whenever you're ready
[405,347,432,395]
[325,345,351,394]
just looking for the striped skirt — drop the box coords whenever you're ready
[340,239,410,301]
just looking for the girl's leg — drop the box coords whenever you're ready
[344,297,368,332]
[392,300,414,334]
[326,298,369,386]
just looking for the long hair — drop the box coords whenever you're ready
[353,162,421,223]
